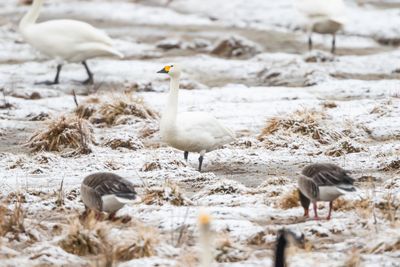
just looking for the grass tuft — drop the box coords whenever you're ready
[25,116,93,154]
[277,189,300,209]
[258,109,339,144]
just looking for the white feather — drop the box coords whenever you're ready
[19,0,123,63]
[160,64,235,157]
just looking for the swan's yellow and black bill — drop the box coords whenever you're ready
[157,65,171,74]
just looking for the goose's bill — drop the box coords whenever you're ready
[157,65,170,73]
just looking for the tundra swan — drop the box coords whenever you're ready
[157,64,235,172]
[296,0,346,53]
[81,172,140,216]
[298,163,356,220]
[19,0,123,85]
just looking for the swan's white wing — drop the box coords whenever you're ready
[31,20,113,45]
[174,112,235,152]
[296,0,346,23]
[21,20,122,60]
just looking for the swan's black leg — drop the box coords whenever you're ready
[35,64,62,85]
[331,34,336,54]
[308,35,313,51]
[184,151,189,161]
[198,155,204,172]
[81,61,94,85]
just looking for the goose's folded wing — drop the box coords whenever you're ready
[312,171,347,186]
[94,178,137,199]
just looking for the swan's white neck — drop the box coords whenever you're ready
[161,76,180,128]
[19,0,43,30]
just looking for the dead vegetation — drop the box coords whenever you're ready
[112,227,158,261]
[277,189,300,209]
[381,160,400,172]
[25,115,94,154]
[103,136,144,150]
[143,181,191,206]
[333,198,371,211]
[59,218,106,256]
[74,93,158,126]
[215,234,249,263]
[258,109,340,144]
[325,140,364,157]
[211,35,261,59]
[0,194,25,241]
[95,94,158,125]
[141,159,186,171]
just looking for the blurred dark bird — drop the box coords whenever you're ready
[274,229,305,267]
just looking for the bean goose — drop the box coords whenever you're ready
[298,163,356,220]
[81,172,139,215]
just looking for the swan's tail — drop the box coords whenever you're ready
[103,46,124,59]
[77,43,124,59]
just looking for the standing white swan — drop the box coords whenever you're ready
[157,64,235,172]
[296,0,346,53]
[19,0,124,85]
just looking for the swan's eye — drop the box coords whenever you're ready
[170,65,174,67]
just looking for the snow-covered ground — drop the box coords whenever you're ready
[0,0,399,266]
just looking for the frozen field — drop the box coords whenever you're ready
[0,0,399,266]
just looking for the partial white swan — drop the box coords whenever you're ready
[157,64,235,172]
[19,0,124,85]
[296,0,346,53]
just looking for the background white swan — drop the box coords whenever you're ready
[157,64,235,172]
[19,0,124,85]
[296,0,346,53]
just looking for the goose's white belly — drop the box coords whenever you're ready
[101,195,125,213]
[318,186,343,201]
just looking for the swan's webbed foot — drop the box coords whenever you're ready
[184,151,189,161]
[35,64,62,85]
[35,80,59,86]
[80,77,94,85]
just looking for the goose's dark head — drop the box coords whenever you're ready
[298,189,310,217]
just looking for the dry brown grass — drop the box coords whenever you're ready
[215,234,249,263]
[0,193,25,240]
[104,137,144,150]
[59,215,107,256]
[333,198,371,211]
[325,140,364,157]
[277,189,300,209]
[113,227,158,261]
[258,109,339,144]
[143,181,190,206]
[376,193,399,222]
[96,94,158,126]
[25,116,94,154]
[381,160,400,172]
[344,249,361,267]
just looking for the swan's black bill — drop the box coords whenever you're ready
[157,68,168,73]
